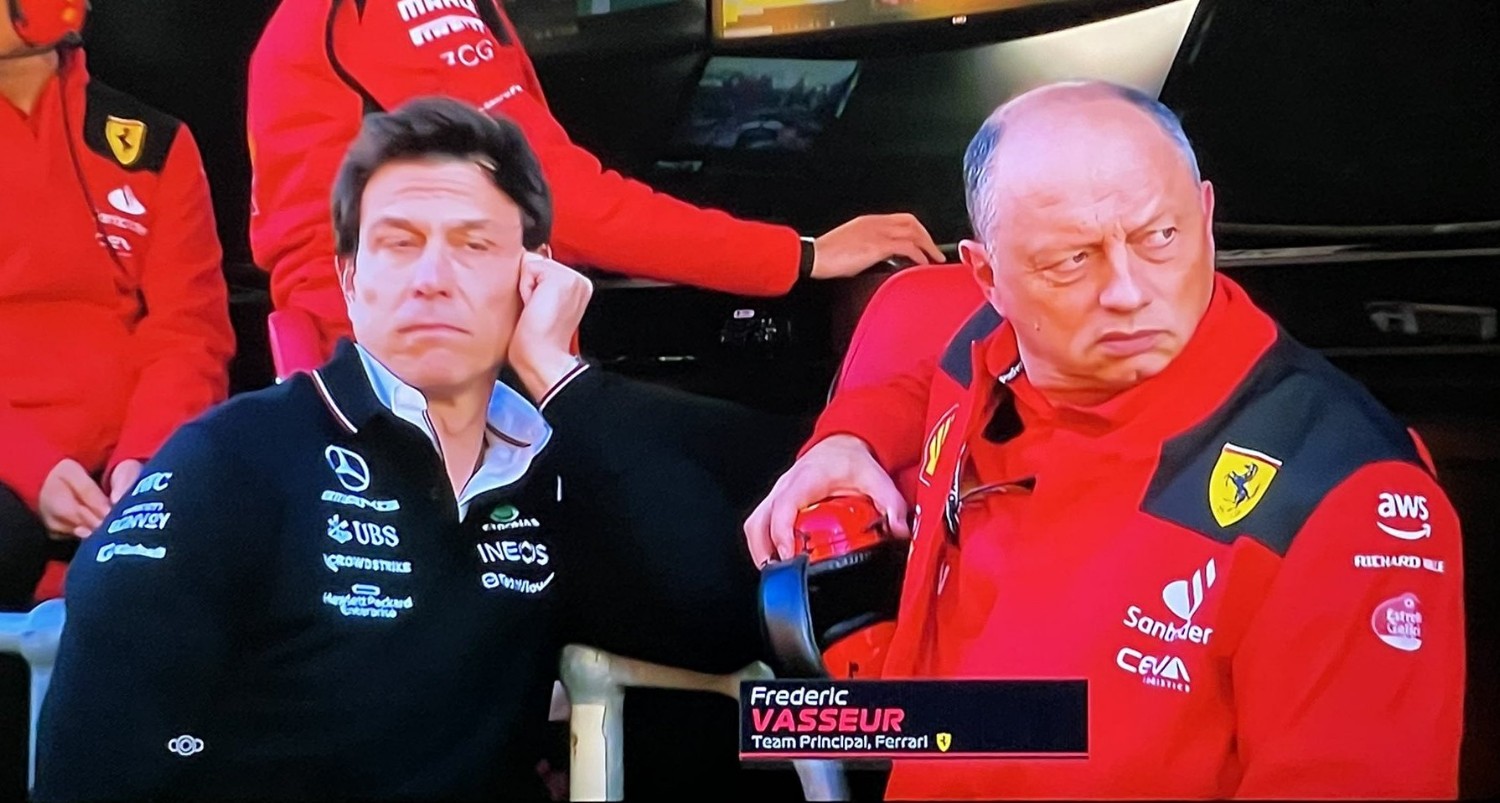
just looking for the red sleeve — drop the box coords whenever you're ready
[1232,460,1464,799]
[0,402,67,510]
[340,0,801,295]
[804,354,936,473]
[109,126,235,472]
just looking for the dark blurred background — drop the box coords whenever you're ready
[77,0,1499,797]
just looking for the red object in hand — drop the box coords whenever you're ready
[794,496,899,680]
[795,496,889,561]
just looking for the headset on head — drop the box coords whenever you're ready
[7,0,87,49]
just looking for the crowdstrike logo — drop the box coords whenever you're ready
[1376,492,1431,540]
[107,185,146,215]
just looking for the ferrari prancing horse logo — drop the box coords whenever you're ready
[1209,442,1283,528]
[105,115,146,166]
[936,732,952,752]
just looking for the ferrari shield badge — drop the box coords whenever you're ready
[105,115,146,166]
[1209,442,1282,528]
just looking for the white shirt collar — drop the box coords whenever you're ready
[354,343,552,520]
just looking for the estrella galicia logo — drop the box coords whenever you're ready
[325,445,370,492]
[490,504,520,524]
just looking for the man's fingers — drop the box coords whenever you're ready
[768,495,802,562]
[744,499,775,568]
[911,226,946,263]
[59,468,111,520]
[870,484,912,541]
[72,526,92,539]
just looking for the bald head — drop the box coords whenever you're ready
[964,81,1200,243]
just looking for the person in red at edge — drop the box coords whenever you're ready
[0,3,234,606]
[746,80,1465,799]
[247,0,945,358]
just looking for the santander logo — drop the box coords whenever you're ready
[1376,492,1431,540]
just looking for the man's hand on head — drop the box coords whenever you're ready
[812,214,946,280]
[38,458,112,540]
[509,252,593,402]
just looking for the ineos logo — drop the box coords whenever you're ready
[325,446,370,492]
[167,735,204,756]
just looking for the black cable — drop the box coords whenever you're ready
[53,45,133,289]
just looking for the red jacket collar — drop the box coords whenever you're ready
[968,273,1279,445]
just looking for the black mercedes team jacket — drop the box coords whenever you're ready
[34,340,778,801]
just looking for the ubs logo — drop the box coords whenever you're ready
[325,445,371,492]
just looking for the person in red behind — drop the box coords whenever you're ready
[0,4,234,607]
[248,0,944,359]
[746,80,1466,798]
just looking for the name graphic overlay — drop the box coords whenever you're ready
[740,680,1087,761]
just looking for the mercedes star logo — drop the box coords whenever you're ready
[324,445,371,492]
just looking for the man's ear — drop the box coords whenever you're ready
[534,243,553,260]
[337,256,357,303]
[961,239,1008,317]
[1200,180,1217,258]
[961,239,997,292]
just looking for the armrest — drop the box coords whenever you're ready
[559,644,774,801]
[0,598,67,791]
[558,644,849,801]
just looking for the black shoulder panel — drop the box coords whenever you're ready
[937,305,1002,390]
[1142,329,1425,557]
[81,79,181,174]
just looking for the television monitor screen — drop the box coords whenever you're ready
[667,57,861,154]
[505,0,695,53]
[577,0,678,14]
[714,0,1065,40]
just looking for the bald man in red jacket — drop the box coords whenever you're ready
[249,0,943,359]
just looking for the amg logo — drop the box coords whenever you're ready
[397,0,477,22]
[408,14,486,46]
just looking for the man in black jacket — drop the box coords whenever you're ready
[34,96,783,801]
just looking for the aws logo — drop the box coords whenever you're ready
[920,406,959,487]
[1376,492,1431,540]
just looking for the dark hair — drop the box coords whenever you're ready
[331,96,552,258]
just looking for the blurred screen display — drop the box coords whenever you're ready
[576,0,677,15]
[669,57,861,153]
[715,0,1062,39]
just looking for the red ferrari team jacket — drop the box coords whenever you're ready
[813,275,1464,798]
[248,0,804,356]
[0,49,233,512]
